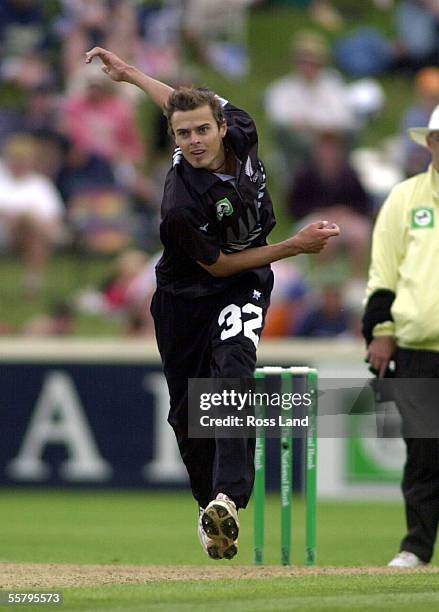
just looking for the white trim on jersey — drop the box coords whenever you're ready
[172,147,183,167]
[216,96,229,107]
[257,161,266,207]
[245,156,254,179]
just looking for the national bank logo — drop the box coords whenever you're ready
[411,207,434,228]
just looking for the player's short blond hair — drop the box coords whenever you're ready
[165,87,225,132]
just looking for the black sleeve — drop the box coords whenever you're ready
[362,289,395,345]
[224,103,258,157]
[166,207,221,265]
[257,160,276,238]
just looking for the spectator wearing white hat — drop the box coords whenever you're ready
[363,103,439,568]
[264,30,354,179]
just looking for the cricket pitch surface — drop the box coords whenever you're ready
[1,563,438,588]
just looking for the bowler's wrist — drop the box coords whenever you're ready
[124,64,139,85]
[286,236,301,257]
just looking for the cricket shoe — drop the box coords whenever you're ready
[197,507,231,560]
[202,493,239,560]
[388,551,426,568]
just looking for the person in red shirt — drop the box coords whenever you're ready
[61,65,143,165]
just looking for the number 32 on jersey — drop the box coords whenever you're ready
[218,303,263,348]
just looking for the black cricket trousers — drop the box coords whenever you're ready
[151,274,273,510]
[394,347,439,563]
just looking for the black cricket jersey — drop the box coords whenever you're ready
[155,99,276,298]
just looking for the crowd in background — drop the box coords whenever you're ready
[0,0,438,338]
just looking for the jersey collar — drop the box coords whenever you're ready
[180,156,224,195]
[179,133,242,194]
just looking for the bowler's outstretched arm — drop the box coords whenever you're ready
[85,46,174,109]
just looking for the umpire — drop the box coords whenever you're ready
[363,105,439,568]
[86,46,339,560]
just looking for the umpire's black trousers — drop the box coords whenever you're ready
[151,274,273,510]
[394,347,439,563]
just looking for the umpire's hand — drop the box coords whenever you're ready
[367,336,396,378]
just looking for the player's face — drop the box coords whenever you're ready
[427,132,439,171]
[171,105,227,171]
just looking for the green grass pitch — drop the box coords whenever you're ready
[0,489,439,610]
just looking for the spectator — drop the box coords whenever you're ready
[287,129,371,278]
[1,50,53,92]
[60,64,144,166]
[0,0,54,91]
[0,106,22,147]
[182,0,257,78]
[119,248,160,336]
[262,260,308,337]
[0,321,16,334]
[30,131,66,182]
[0,134,64,294]
[18,85,65,179]
[101,249,149,313]
[0,84,59,149]
[277,0,343,29]
[24,300,75,335]
[294,284,352,337]
[309,0,343,30]
[56,140,115,204]
[345,78,386,130]
[400,67,439,177]
[135,0,182,81]
[122,249,160,317]
[60,66,161,252]
[124,308,150,336]
[20,84,59,134]
[56,142,159,254]
[55,0,142,85]
[55,0,111,79]
[75,248,157,335]
[265,30,354,176]
[394,0,439,71]
[0,0,48,55]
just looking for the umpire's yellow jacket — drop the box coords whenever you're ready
[366,164,439,350]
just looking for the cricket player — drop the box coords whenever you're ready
[86,46,339,560]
